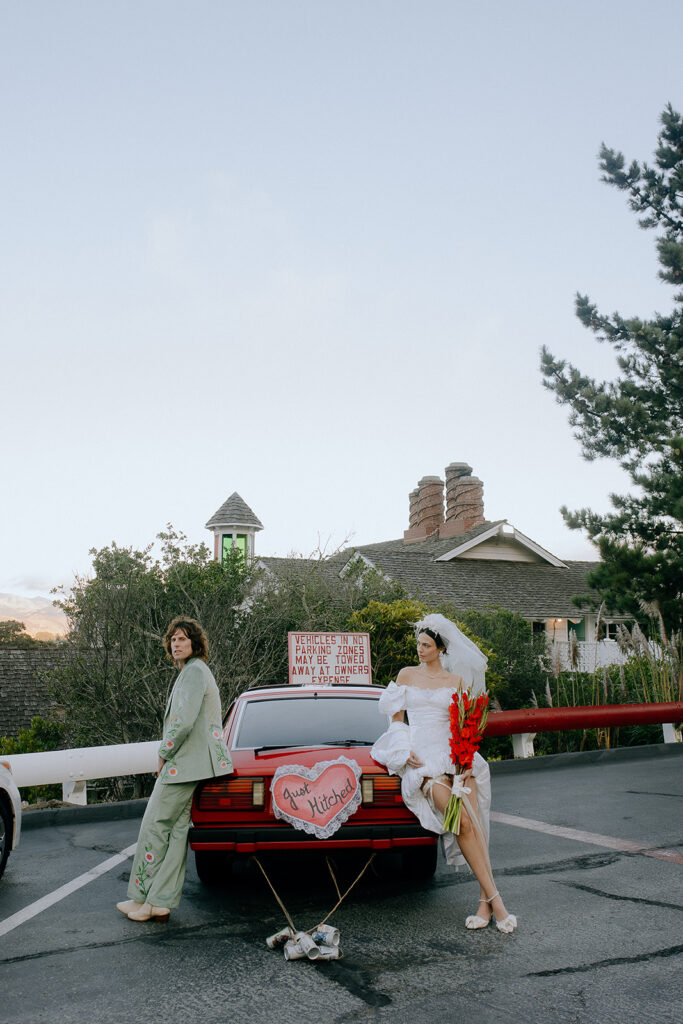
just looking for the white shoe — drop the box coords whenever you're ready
[116,899,143,915]
[465,894,494,930]
[494,913,518,934]
[465,912,490,930]
[127,902,171,922]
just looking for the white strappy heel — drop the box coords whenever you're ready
[465,891,518,933]
[465,891,496,930]
[494,911,518,934]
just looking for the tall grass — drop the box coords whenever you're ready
[533,624,681,754]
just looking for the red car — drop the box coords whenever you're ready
[189,683,437,881]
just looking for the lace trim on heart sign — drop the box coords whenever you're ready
[270,756,363,840]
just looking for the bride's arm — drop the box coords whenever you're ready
[391,703,422,768]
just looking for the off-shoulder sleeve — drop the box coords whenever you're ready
[377,681,407,717]
[371,682,410,775]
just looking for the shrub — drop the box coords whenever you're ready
[0,716,67,802]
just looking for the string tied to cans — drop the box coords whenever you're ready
[254,852,376,962]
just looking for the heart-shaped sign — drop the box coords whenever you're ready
[271,756,362,839]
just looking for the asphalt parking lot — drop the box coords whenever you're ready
[1,744,682,1024]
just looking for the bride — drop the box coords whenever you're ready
[370,613,517,933]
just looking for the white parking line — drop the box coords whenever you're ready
[0,843,137,939]
[491,811,683,864]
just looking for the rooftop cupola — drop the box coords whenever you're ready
[205,492,263,562]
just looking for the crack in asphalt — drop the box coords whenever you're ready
[626,790,683,799]
[63,829,130,857]
[528,942,683,976]
[430,851,621,887]
[557,880,683,910]
[0,920,251,966]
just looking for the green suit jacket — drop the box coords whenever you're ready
[157,657,233,784]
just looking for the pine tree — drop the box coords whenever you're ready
[541,104,683,632]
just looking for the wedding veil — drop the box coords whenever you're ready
[413,612,487,696]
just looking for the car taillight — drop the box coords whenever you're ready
[361,774,403,806]
[197,777,267,810]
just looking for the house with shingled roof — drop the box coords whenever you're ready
[339,464,629,670]
[208,467,629,672]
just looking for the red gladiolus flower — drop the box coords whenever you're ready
[443,690,490,835]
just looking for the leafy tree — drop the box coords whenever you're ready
[0,620,46,648]
[456,606,551,710]
[49,528,255,750]
[230,558,407,691]
[541,104,683,631]
[348,598,429,684]
[47,531,404,751]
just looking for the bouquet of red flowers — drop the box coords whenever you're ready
[442,690,489,834]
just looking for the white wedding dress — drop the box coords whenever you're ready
[370,681,491,868]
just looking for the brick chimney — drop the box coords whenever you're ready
[441,462,485,537]
[403,475,444,542]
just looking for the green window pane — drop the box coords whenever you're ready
[222,534,248,562]
[568,620,586,641]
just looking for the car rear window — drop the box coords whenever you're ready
[234,695,387,749]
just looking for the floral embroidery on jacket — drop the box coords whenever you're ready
[162,755,179,778]
[209,725,231,771]
[159,713,182,759]
[212,739,231,770]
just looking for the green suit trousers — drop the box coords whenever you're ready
[127,779,197,909]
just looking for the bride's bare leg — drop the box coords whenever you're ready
[424,776,511,924]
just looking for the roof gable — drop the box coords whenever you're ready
[435,522,567,568]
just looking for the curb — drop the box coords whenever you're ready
[21,798,148,830]
[490,740,683,774]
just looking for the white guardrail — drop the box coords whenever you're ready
[4,723,682,805]
[6,741,158,805]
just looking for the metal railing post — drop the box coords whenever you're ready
[62,780,88,804]
[512,733,536,758]
[662,723,683,744]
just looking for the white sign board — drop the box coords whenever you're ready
[287,632,372,685]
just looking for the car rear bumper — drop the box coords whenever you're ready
[188,821,436,853]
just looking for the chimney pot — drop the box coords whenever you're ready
[418,478,444,532]
[443,463,485,535]
[403,475,444,539]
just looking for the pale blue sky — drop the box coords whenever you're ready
[1,1,681,596]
